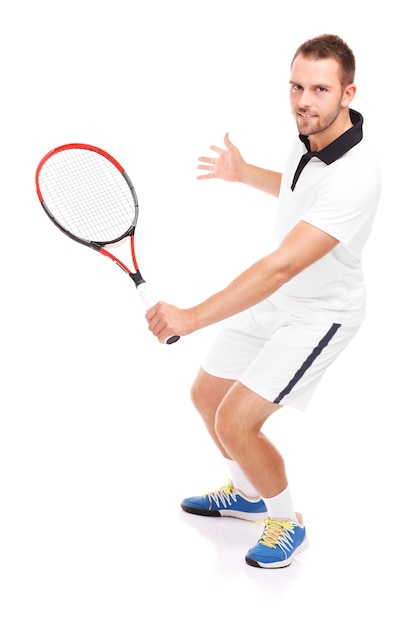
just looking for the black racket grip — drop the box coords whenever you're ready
[166,334,180,344]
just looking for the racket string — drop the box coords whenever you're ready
[38,149,137,243]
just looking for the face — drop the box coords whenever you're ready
[289,54,355,149]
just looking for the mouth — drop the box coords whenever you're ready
[297,110,316,121]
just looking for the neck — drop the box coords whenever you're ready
[309,110,353,152]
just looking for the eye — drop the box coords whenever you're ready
[291,84,302,92]
[317,86,327,93]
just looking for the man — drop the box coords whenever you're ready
[146,34,381,568]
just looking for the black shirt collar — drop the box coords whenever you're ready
[291,109,364,191]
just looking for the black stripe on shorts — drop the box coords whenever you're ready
[274,322,342,404]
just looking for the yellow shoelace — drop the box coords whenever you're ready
[204,478,237,506]
[259,518,296,549]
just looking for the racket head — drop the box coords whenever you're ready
[35,143,139,249]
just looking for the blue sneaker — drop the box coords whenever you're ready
[181,479,267,521]
[245,516,309,568]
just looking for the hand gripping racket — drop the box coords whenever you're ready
[35,143,180,344]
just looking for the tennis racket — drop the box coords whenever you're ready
[35,143,180,344]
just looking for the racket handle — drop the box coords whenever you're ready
[136,282,180,344]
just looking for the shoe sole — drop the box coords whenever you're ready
[181,503,266,522]
[245,535,309,569]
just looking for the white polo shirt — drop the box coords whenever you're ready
[269,109,381,325]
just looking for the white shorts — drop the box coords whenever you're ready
[202,300,360,411]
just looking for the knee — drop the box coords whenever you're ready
[190,375,216,422]
[190,377,203,413]
[215,407,239,452]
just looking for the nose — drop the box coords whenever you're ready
[297,89,312,108]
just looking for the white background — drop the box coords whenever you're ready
[1,1,415,624]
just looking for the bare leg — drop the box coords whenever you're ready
[215,381,286,498]
[190,368,235,458]
[191,369,286,498]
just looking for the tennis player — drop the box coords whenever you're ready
[146,34,381,568]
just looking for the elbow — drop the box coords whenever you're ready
[275,264,297,288]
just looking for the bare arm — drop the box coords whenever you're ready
[146,221,339,342]
[197,132,282,197]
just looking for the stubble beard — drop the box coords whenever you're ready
[295,105,341,137]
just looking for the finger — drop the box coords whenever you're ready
[223,132,233,148]
[196,173,215,180]
[198,156,216,164]
[210,145,226,156]
[148,316,167,340]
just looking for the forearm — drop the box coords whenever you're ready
[146,222,339,343]
[185,221,339,333]
[239,163,282,197]
[186,254,288,332]
[146,253,287,343]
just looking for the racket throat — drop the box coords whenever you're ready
[130,270,145,286]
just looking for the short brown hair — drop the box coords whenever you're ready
[291,34,356,86]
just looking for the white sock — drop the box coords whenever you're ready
[263,486,298,522]
[225,459,259,498]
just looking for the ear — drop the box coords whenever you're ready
[342,83,357,108]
